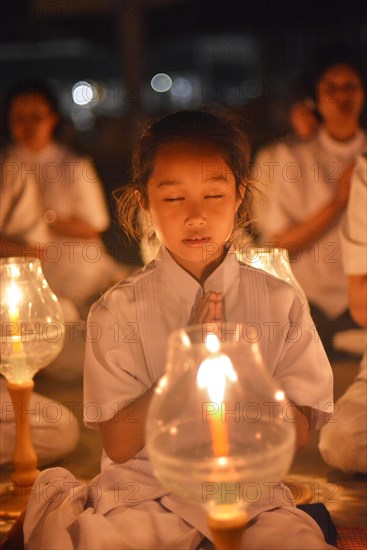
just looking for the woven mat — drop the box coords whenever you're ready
[337,528,367,549]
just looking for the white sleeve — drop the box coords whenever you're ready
[83,295,150,428]
[340,154,367,274]
[0,166,50,243]
[252,143,297,240]
[270,287,334,430]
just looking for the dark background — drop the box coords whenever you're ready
[1,0,366,262]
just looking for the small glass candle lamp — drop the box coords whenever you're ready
[239,246,307,303]
[0,257,65,518]
[146,324,296,550]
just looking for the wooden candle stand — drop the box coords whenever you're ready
[208,509,248,550]
[0,380,40,519]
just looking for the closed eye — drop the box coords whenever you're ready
[205,195,223,199]
[164,197,184,202]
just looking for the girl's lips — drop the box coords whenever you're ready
[183,237,211,247]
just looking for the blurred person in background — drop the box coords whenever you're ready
[1,80,133,320]
[0,166,81,464]
[253,50,366,357]
[319,153,367,473]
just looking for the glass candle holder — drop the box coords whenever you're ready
[146,324,296,544]
[0,257,64,383]
[0,257,65,518]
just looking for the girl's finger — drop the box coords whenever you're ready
[214,295,223,322]
[205,299,217,322]
[188,292,223,325]
[205,296,222,323]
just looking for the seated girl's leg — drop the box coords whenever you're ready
[23,468,205,550]
[242,506,336,550]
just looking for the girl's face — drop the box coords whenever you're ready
[143,142,242,282]
[9,94,59,152]
[317,64,365,125]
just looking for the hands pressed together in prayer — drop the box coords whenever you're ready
[188,291,223,325]
[187,290,311,453]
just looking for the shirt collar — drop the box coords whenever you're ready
[318,126,366,159]
[10,142,60,164]
[155,245,240,302]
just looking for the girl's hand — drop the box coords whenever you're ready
[188,291,223,325]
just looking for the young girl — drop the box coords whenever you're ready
[21,110,335,549]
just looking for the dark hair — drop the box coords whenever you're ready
[115,109,254,245]
[290,46,366,102]
[5,79,60,116]
[314,47,365,86]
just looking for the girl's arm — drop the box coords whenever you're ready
[100,392,311,461]
[99,384,157,463]
[99,293,224,464]
[285,401,311,453]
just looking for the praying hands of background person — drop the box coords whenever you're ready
[269,160,357,257]
[44,213,100,239]
[335,162,355,210]
[289,99,321,139]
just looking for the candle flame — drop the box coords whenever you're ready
[6,283,22,310]
[9,265,20,279]
[197,354,237,403]
[197,351,235,458]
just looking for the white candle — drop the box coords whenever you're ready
[7,282,23,353]
[197,335,238,458]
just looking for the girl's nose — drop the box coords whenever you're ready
[185,204,206,226]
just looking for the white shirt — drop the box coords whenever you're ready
[254,127,367,318]
[0,156,50,243]
[84,246,333,480]
[340,153,367,275]
[4,142,110,232]
[340,153,367,382]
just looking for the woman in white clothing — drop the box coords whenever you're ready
[11,110,337,550]
[2,80,132,319]
[254,56,366,356]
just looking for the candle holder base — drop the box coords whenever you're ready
[208,509,248,550]
[0,482,31,519]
